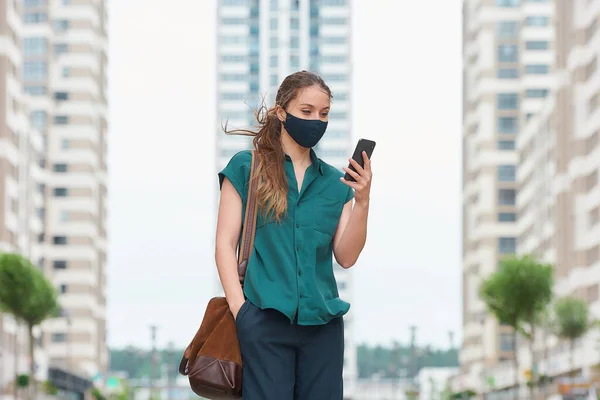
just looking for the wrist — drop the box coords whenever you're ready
[354,199,370,210]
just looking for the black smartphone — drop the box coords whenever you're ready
[344,138,376,182]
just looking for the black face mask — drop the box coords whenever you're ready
[283,112,328,148]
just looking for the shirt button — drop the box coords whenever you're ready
[296,224,300,228]
[298,270,302,276]
[299,293,304,298]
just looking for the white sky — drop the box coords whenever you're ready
[107,0,463,350]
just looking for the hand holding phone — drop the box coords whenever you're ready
[343,138,376,182]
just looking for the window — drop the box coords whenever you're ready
[24,13,48,23]
[291,18,299,30]
[526,89,549,98]
[324,74,347,82]
[498,165,517,182]
[220,36,246,45]
[498,68,519,79]
[53,260,67,269]
[290,37,299,49]
[498,140,516,150]
[498,45,519,62]
[23,37,47,56]
[525,16,550,26]
[61,139,70,149]
[25,86,47,96]
[54,116,69,125]
[54,92,69,101]
[270,55,278,67]
[328,111,348,119]
[322,17,347,25]
[525,64,549,74]
[53,236,67,245]
[320,55,346,63]
[270,18,278,29]
[221,92,246,101]
[496,21,519,38]
[60,284,67,293]
[498,117,518,133]
[60,211,69,222]
[53,164,68,172]
[498,237,517,254]
[223,0,248,4]
[221,17,245,24]
[499,212,517,222]
[499,189,516,205]
[54,20,70,31]
[221,55,246,63]
[30,110,47,129]
[525,41,549,50]
[54,43,69,54]
[290,55,299,69]
[53,188,68,197]
[499,333,515,351]
[23,61,47,81]
[321,0,346,4]
[62,67,70,77]
[270,37,278,49]
[24,0,47,6]
[497,93,519,110]
[322,37,346,45]
[51,333,66,343]
[270,74,278,86]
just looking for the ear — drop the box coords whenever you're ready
[275,105,286,123]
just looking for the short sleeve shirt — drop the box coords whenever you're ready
[218,149,354,325]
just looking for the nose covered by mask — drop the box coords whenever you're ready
[283,112,328,148]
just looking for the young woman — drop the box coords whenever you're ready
[215,70,372,399]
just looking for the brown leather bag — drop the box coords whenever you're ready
[178,150,259,399]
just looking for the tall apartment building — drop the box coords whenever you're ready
[0,0,48,392]
[510,0,600,386]
[0,0,109,385]
[460,0,555,392]
[215,0,356,396]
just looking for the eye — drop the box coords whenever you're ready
[321,112,329,117]
[301,110,311,114]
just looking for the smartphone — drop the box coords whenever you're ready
[344,138,376,182]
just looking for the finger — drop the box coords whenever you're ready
[339,177,359,190]
[349,158,365,175]
[363,151,372,173]
[343,167,361,181]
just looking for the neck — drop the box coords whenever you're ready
[281,130,311,166]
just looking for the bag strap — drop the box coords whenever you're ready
[237,150,259,286]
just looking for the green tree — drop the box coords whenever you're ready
[553,297,592,378]
[0,253,60,400]
[480,255,553,400]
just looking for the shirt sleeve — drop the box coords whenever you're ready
[344,186,354,203]
[218,150,252,202]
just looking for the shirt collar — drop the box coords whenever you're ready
[284,148,324,175]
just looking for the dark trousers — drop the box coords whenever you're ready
[235,300,345,400]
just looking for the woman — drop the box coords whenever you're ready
[215,70,372,399]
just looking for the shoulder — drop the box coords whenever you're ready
[318,157,344,179]
[218,150,253,194]
[316,158,354,203]
[228,150,253,168]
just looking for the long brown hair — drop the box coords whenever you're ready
[223,70,332,222]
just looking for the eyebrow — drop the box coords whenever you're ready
[300,103,330,109]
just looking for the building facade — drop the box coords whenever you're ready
[215,0,356,396]
[0,0,109,389]
[460,0,555,393]
[0,0,48,393]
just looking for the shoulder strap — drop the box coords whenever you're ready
[237,150,259,286]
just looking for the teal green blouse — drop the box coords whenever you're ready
[218,149,354,325]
